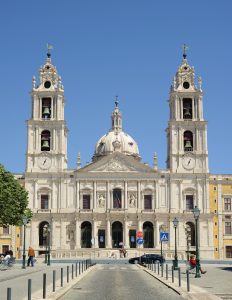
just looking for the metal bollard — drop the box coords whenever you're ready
[154,262,156,273]
[82,261,84,273]
[28,279,32,300]
[53,270,56,292]
[158,262,160,275]
[166,264,168,280]
[186,270,190,292]
[178,267,181,287]
[76,262,78,277]
[43,273,46,299]
[172,266,174,283]
[161,263,164,277]
[67,266,69,282]
[79,261,81,274]
[72,264,74,279]
[61,268,63,287]
[86,259,87,270]
[7,287,11,300]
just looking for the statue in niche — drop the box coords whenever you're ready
[129,192,136,208]
[97,193,105,208]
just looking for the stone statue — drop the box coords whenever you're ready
[129,192,136,208]
[98,194,105,208]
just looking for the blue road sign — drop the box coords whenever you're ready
[137,238,144,245]
[160,232,169,242]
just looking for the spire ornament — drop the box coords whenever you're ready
[182,44,189,59]
[46,43,53,58]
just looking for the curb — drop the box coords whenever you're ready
[141,265,221,300]
[46,265,96,300]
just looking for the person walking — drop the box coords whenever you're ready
[27,246,35,267]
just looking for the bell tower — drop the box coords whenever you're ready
[26,46,68,172]
[166,46,209,173]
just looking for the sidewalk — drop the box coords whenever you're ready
[143,262,232,300]
[0,260,93,300]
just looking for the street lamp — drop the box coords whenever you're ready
[172,217,179,270]
[22,215,28,269]
[43,223,51,266]
[192,206,201,278]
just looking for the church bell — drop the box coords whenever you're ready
[42,107,50,118]
[184,140,192,149]
[41,140,50,150]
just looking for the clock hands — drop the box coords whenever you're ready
[43,159,47,165]
[187,159,191,165]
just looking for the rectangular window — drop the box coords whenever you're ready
[186,195,194,210]
[2,245,9,254]
[226,246,232,258]
[41,195,49,209]
[2,225,9,235]
[225,222,232,235]
[83,194,90,209]
[144,195,152,209]
[224,198,232,211]
[113,189,122,208]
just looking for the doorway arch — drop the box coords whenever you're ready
[112,221,123,248]
[143,221,154,248]
[81,221,92,248]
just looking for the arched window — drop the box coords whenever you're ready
[143,221,154,248]
[39,221,49,247]
[183,98,192,119]
[184,131,193,152]
[113,189,122,208]
[41,130,51,151]
[42,98,51,119]
[112,221,123,248]
[81,221,92,248]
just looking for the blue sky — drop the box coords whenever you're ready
[0,1,232,174]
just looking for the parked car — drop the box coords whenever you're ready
[129,253,165,265]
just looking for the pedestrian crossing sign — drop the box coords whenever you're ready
[160,232,169,242]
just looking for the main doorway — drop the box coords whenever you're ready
[112,221,123,248]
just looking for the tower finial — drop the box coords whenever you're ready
[46,43,53,58]
[115,95,119,108]
[182,43,189,59]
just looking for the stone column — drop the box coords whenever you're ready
[93,219,98,248]
[75,218,81,248]
[107,181,110,209]
[76,181,80,209]
[124,218,129,248]
[60,219,66,249]
[93,181,97,209]
[124,181,128,209]
[106,217,111,248]
[137,181,141,209]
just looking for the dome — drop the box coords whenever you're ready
[92,97,140,161]
[93,130,140,160]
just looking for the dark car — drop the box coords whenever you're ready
[129,254,165,265]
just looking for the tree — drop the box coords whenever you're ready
[0,164,32,225]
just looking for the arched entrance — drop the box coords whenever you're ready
[39,221,49,247]
[112,221,123,248]
[81,221,92,248]
[143,221,154,248]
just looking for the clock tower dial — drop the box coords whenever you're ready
[38,155,52,170]
[182,155,195,170]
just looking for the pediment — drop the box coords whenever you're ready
[78,152,154,173]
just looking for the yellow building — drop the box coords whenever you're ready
[0,225,21,258]
[210,175,232,259]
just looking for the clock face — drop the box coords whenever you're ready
[38,155,51,170]
[182,155,195,170]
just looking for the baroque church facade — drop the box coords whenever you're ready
[24,50,214,259]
